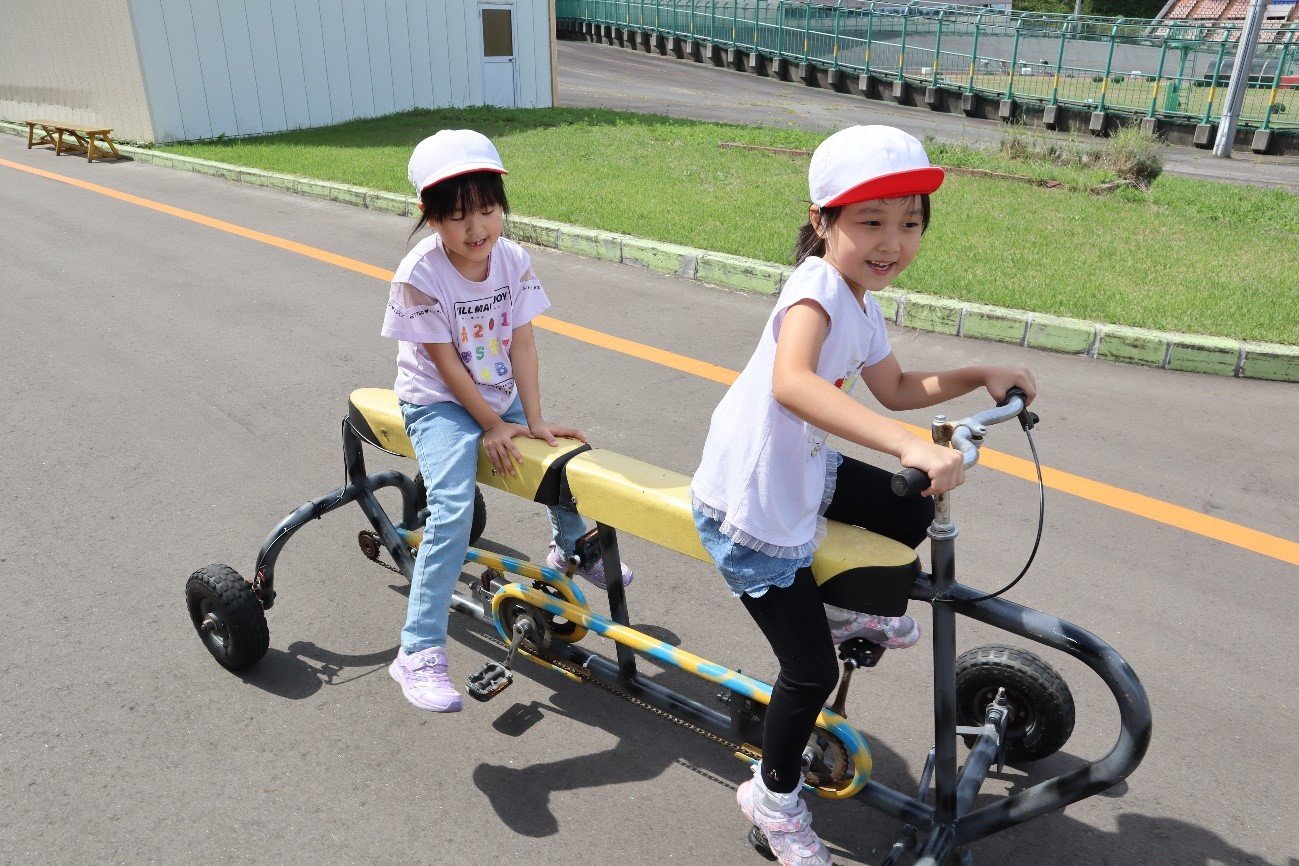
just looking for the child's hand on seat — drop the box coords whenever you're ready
[482,421,530,476]
[527,421,587,447]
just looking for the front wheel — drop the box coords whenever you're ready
[955,645,1075,762]
[185,564,269,671]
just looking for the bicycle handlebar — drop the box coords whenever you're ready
[890,388,1032,498]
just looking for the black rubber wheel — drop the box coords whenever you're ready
[954,645,1075,762]
[747,826,777,862]
[414,474,486,544]
[470,485,487,545]
[185,564,269,671]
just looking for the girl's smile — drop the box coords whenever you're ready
[433,203,504,281]
[815,197,924,298]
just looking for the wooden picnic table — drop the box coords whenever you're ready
[26,119,122,163]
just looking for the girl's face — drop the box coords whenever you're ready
[816,197,925,296]
[431,200,504,281]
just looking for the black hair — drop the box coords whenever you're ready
[410,170,510,238]
[793,194,932,265]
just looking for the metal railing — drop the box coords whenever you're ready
[558,0,1299,130]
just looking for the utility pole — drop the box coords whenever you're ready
[1212,0,1268,157]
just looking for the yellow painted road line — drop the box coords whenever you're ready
[4,155,1297,567]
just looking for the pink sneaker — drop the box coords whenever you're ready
[547,543,633,591]
[737,766,833,866]
[825,606,921,649]
[389,646,462,712]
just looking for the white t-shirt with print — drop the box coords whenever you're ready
[691,256,893,556]
[381,234,551,411]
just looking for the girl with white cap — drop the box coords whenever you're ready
[691,125,1035,865]
[381,129,631,713]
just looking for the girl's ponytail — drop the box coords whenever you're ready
[793,205,841,266]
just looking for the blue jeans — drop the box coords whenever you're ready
[400,396,589,653]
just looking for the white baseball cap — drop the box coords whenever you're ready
[408,129,507,194]
[809,125,944,208]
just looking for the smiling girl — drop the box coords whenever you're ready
[690,126,1035,865]
[381,130,630,713]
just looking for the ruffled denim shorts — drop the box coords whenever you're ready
[692,508,814,599]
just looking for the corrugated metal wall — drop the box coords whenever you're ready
[0,0,155,142]
[127,0,554,143]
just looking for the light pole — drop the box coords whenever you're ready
[1212,0,1268,157]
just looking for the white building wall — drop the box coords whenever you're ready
[127,0,553,143]
[0,0,156,142]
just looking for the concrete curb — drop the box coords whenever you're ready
[4,118,1294,383]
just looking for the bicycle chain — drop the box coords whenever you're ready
[540,647,764,763]
[359,531,764,762]
[358,530,404,575]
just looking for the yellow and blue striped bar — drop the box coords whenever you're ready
[490,582,873,799]
[467,546,593,644]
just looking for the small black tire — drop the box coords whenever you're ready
[186,564,269,671]
[414,474,486,545]
[954,645,1075,763]
[470,485,487,545]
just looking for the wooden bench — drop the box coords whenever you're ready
[25,119,122,163]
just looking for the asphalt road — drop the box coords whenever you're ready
[1,134,1296,865]
[557,40,1299,193]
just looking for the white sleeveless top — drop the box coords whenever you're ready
[691,257,893,557]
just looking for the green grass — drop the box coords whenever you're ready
[164,107,1299,344]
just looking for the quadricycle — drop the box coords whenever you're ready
[185,386,1150,865]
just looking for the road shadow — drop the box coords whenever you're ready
[457,613,1278,865]
[237,641,397,700]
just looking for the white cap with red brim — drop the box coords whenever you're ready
[408,129,508,194]
[809,125,945,208]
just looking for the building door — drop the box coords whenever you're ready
[481,5,516,107]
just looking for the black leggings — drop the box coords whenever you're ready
[741,455,933,794]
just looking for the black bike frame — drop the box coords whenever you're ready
[254,418,1152,866]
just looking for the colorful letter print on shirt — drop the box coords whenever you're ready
[456,287,515,395]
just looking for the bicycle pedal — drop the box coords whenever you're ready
[467,661,513,702]
[838,637,887,668]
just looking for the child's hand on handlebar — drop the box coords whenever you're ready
[983,366,1037,406]
[899,440,965,496]
[527,421,587,447]
[482,421,530,476]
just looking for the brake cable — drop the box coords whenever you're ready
[934,407,1046,605]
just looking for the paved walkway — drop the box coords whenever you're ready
[557,40,1299,193]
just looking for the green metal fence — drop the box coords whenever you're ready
[558,0,1299,130]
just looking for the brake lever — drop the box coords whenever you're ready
[1000,386,1039,432]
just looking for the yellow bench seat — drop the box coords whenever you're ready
[348,388,920,614]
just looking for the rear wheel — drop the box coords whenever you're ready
[955,645,1074,762]
[470,485,487,545]
[185,564,269,671]
[413,474,486,544]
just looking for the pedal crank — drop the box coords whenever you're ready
[468,618,532,702]
[830,637,886,717]
[468,599,553,702]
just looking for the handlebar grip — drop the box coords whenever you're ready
[1000,386,1039,430]
[890,468,930,498]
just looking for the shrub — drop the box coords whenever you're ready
[1092,74,1105,83]
[1099,125,1165,188]
[1111,74,1126,84]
